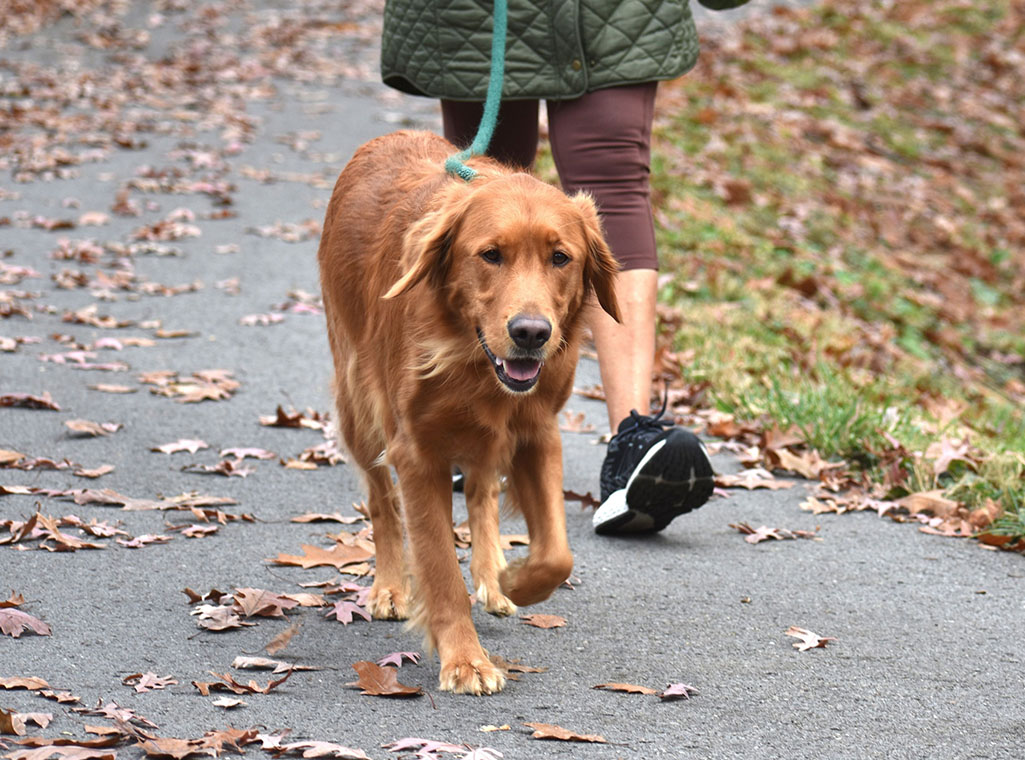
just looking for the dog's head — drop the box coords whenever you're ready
[385,174,620,393]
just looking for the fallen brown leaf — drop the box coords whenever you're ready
[88,384,138,394]
[324,600,371,625]
[0,608,52,638]
[191,605,256,632]
[563,489,600,509]
[785,626,837,652]
[211,697,246,709]
[716,470,797,490]
[232,588,298,618]
[254,734,369,760]
[259,406,326,430]
[1,592,26,608]
[0,677,51,692]
[289,512,362,525]
[1,393,61,411]
[122,673,178,693]
[231,656,316,674]
[593,682,658,695]
[269,543,374,571]
[73,465,115,479]
[659,682,699,701]
[182,459,254,478]
[116,534,173,548]
[520,614,566,629]
[729,522,821,544]
[64,419,122,437]
[192,669,292,696]
[0,707,52,736]
[264,621,302,655]
[522,722,606,744]
[347,662,422,698]
[151,440,209,455]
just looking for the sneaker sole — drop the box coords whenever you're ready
[594,429,714,535]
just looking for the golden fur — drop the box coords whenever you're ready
[317,131,619,695]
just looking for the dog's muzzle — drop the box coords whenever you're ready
[477,328,543,393]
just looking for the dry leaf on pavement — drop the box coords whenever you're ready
[0,608,52,638]
[257,734,369,760]
[347,661,422,698]
[729,522,820,544]
[211,697,246,709]
[520,614,566,629]
[522,723,606,744]
[232,588,299,618]
[381,738,465,756]
[716,470,796,490]
[151,439,209,455]
[290,512,362,525]
[593,682,658,695]
[325,601,371,625]
[264,621,303,655]
[192,669,292,696]
[0,707,52,735]
[785,626,837,652]
[231,656,316,674]
[122,673,178,693]
[65,419,122,437]
[1,393,61,411]
[376,652,421,668]
[270,543,374,571]
[659,683,699,701]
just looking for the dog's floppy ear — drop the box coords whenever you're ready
[383,185,470,299]
[572,193,621,323]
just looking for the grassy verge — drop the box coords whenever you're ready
[649,0,1025,545]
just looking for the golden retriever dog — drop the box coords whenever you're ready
[317,130,620,695]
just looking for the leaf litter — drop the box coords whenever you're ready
[0,1,927,757]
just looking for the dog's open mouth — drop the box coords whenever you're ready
[477,329,543,392]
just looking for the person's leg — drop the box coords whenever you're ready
[547,83,659,431]
[441,99,540,170]
[589,269,657,431]
[548,83,713,534]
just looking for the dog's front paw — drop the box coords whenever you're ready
[365,582,409,620]
[475,582,518,617]
[499,553,572,607]
[438,654,506,695]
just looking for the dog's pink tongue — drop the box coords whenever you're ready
[505,359,541,382]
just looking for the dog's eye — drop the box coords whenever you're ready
[552,250,570,268]
[480,248,502,265]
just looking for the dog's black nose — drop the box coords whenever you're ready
[508,314,551,350]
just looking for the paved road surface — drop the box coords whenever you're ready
[2,3,1022,758]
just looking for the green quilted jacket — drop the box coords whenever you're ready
[381,0,750,101]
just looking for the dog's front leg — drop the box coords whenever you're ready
[500,423,573,606]
[391,442,506,695]
[464,468,517,617]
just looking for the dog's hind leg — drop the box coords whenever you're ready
[330,365,408,620]
[500,423,574,607]
[361,464,409,620]
[464,468,517,617]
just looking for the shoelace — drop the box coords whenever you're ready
[621,387,673,436]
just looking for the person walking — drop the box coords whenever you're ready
[380,0,749,534]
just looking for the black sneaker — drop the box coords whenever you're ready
[593,408,715,535]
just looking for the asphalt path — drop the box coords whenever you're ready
[2,3,1023,759]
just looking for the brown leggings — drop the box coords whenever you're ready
[441,82,658,271]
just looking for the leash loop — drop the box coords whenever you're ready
[445,0,508,182]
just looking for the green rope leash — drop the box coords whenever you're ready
[444,0,508,182]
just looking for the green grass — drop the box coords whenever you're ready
[646,0,1025,543]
